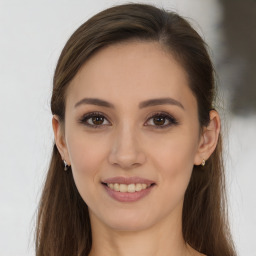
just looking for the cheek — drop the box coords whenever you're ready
[150,129,198,168]
[67,129,107,170]
[66,132,107,200]
[145,133,197,217]
[149,130,198,189]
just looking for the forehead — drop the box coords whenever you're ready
[66,41,197,111]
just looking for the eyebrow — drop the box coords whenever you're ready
[74,97,184,110]
[139,97,184,109]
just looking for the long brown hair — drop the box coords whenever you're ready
[36,3,237,256]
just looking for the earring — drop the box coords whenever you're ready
[201,159,206,167]
[63,160,69,171]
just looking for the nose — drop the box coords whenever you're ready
[108,124,146,169]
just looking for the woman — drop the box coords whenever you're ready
[36,3,237,256]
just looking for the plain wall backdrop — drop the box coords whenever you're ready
[0,0,255,255]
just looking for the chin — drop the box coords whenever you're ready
[107,220,152,232]
[98,209,156,232]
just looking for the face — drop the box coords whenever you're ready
[58,41,205,232]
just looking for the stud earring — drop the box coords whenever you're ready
[201,159,206,167]
[63,160,69,171]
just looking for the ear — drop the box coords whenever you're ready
[194,110,221,165]
[52,115,71,165]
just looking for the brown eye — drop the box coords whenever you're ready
[145,112,178,129]
[91,116,105,125]
[152,116,166,126]
[80,112,110,128]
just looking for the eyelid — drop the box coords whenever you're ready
[79,111,111,128]
[144,111,179,128]
[79,111,178,129]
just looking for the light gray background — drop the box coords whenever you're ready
[0,0,255,255]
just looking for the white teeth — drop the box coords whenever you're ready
[119,184,127,192]
[142,184,147,189]
[113,183,119,191]
[127,184,135,192]
[107,183,151,192]
[135,183,142,191]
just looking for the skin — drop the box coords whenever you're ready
[53,41,220,256]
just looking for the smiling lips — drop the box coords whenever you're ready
[101,176,156,202]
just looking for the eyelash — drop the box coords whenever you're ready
[79,111,179,129]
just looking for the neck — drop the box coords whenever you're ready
[88,207,192,256]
